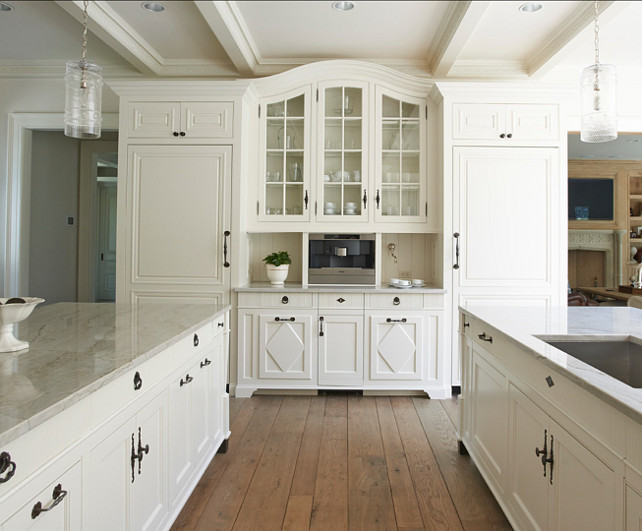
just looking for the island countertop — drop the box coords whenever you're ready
[460,306,642,424]
[0,302,230,447]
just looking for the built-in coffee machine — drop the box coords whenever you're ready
[308,234,375,285]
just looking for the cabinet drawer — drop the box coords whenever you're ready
[258,292,315,308]
[318,292,364,309]
[366,293,423,309]
[91,345,173,425]
[172,320,216,364]
[127,101,180,138]
[182,101,234,138]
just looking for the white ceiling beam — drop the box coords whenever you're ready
[55,0,161,76]
[194,1,258,77]
[426,1,491,78]
[527,0,631,78]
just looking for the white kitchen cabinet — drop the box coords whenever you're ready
[123,144,231,304]
[87,389,169,531]
[452,103,559,142]
[0,460,81,531]
[626,469,642,531]
[318,312,364,385]
[126,101,234,139]
[508,385,618,531]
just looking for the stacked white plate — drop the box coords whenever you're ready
[344,201,356,215]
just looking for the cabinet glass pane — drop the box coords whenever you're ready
[402,102,419,118]
[401,153,419,182]
[401,187,420,216]
[401,122,419,150]
[383,120,400,150]
[263,94,306,217]
[322,86,363,216]
[382,152,400,182]
[382,95,400,118]
[381,186,400,216]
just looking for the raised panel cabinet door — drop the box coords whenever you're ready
[368,314,423,381]
[453,147,559,289]
[549,419,618,531]
[452,103,505,140]
[125,145,231,303]
[258,312,315,381]
[127,102,180,138]
[318,313,364,385]
[2,461,82,531]
[626,482,642,530]
[181,102,233,139]
[507,104,559,142]
[508,384,549,531]
[469,344,508,493]
[192,343,215,466]
[168,363,194,509]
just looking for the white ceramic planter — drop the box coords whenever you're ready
[266,264,289,285]
[0,297,44,352]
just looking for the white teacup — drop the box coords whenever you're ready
[389,278,400,285]
[398,279,411,287]
[412,278,424,286]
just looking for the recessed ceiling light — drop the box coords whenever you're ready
[0,2,14,12]
[141,2,165,13]
[519,3,542,13]
[333,1,355,12]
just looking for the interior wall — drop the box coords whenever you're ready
[381,233,440,285]
[247,233,303,282]
[29,132,80,302]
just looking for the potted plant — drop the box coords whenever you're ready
[262,251,291,285]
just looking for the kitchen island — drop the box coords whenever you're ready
[0,302,230,531]
[459,306,642,531]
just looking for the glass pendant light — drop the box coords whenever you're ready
[580,0,616,143]
[64,0,103,139]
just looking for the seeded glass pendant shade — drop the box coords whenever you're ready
[64,0,103,139]
[580,1,617,143]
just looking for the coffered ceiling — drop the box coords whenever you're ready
[0,1,638,81]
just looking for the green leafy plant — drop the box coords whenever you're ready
[262,251,291,267]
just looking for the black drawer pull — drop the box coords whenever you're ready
[393,296,400,306]
[200,358,211,368]
[337,297,345,303]
[478,332,493,343]
[31,483,67,519]
[133,371,142,391]
[0,452,16,483]
[275,317,295,322]
[386,318,407,323]
[218,321,224,328]
[180,374,194,387]
[282,296,289,304]
[193,333,199,347]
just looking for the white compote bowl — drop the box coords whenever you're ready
[0,297,44,352]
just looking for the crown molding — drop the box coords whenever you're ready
[446,60,529,79]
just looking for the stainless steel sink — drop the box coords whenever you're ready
[538,336,642,388]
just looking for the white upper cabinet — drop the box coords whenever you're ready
[248,62,436,232]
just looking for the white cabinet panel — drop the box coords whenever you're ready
[128,102,180,138]
[626,481,642,530]
[318,313,363,385]
[368,314,423,381]
[182,102,233,138]
[507,104,559,142]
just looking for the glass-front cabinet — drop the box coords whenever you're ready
[375,87,427,222]
[259,87,311,221]
[317,82,368,221]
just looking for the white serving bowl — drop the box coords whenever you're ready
[0,297,44,352]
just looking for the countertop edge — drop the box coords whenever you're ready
[234,283,446,293]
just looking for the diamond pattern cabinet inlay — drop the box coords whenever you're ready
[258,313,314,380]
[369,315,424,380]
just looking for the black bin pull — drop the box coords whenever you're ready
[0,452,16,483]
[133,371,143,391]
[31,484,67,519]
[193,333,200,347]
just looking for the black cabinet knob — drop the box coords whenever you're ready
[179,131,186,137]
[500,133,506,139]
[282,296,289,304]
[173,132,179,137]
[133,371,142,391]
[193,334,199,347]
[507,133,513,138]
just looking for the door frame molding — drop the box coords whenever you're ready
[5,112,119,297]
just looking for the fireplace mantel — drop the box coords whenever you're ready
[568,229,626,287]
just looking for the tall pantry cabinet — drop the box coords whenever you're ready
[436,84,568,387]
[109,81,249,304]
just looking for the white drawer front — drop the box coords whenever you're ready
[259,292,315,309]
[366,293,423,309]
[318,292,364,310]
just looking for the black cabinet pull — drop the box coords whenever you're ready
[463,321,470,328]
[393,296,400,306]
[275,317,295,322]
[180,374,194,387]
[0,452,16,483]
[376,189,380,209]
[507,133,513,139]
[193,333,199,347]
[304,190,309,209]
[179,131,186,137]
[363,189,367,210]
[386,318,407,323]
[337,297,345,303]
[218,321,224,328]
[319,316,324,336]
[223,230,230,268]
[200,358,211,368]
[133,371,142,391]
[535,430,554,484]
[478,332,493,343]
[500,133,506,138]
[453,232,460,270]
[281,296,289,304]
[31,483,67,519]
[173,131,179,137]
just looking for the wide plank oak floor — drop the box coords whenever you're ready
[171,394,511,531]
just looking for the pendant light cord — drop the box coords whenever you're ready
[594,0,600,66]
[82,0,89,63]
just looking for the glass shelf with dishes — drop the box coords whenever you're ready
[320,84,367,220]
[262,93,308,219]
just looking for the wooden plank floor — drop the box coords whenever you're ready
[171,394,512,531]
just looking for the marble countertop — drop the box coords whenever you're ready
[235,282,446,293]
[0,302,230,447]
[460,306,642,424]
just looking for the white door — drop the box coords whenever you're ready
[192,347,215,466]
[168,365,193,508]
[318,313,363,385]
[97,183,117,301]
[122,145,231,304]
[258,312,314,381]
[368,314,423,381]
